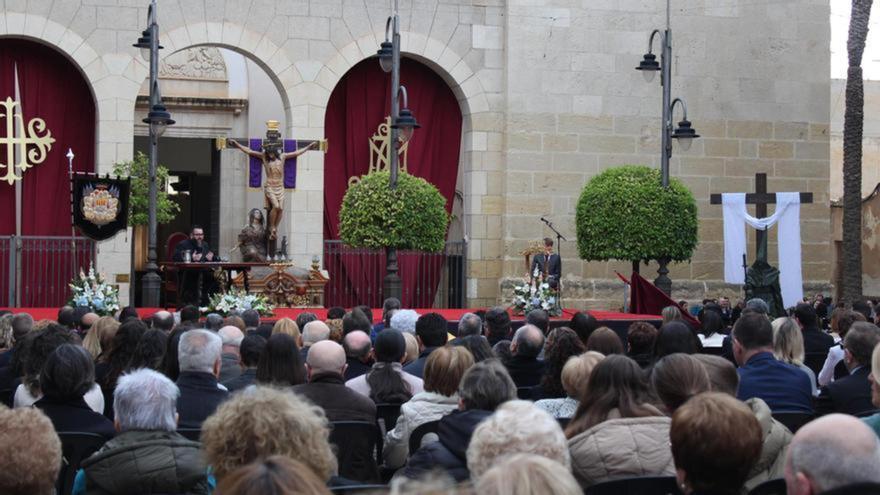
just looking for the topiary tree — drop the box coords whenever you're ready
[339,170,449,252]
[576,165,698,276]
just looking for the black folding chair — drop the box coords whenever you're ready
[772,412,814,434]
[749,478,786,495]
[176,428,202,442]
[56,432,108,495]
[556,417,570,429]
[330,484,389,494]
[375,403,402,432]
[329,421,383,484]
[855,409,880,418]
[408,420,440,454]
[0,388,14,408]
[585,476,682,495]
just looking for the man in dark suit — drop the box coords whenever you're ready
[529,237,561,286]
[222,333,264,392]
[175,329,228,429]
[504,324,546,389]
[816,322,880,416]
[172,225,217,305]
[404,312,449,379]
[733,312,814,414]
[794,303,834,376]
[343,330,373,380]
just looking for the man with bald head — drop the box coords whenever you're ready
[292,340,376,422]
[343,330,373,380]
[299,320,331,361]
[217,325,244,383]
[785,414,880,494]
[504,324,546,389]
[150,310,174,332]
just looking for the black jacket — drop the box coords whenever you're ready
[175,371,228,429]
[35,395,115,439]
[222,368,257,393]
[505,354,546,388]
[815,366,873,416]
[530,252,561,282]
[802,327,834,374]
[172,239,212,261]
[403,347,440,379]
[403,409,492,482]
[344,357,372,381]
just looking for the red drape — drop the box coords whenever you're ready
[0,39,95,235]
[323,58,462,307]
[624,271,700,328]
[0,39,96,307]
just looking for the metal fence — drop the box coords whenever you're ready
[0,236,97,307]
[323,240,466,309]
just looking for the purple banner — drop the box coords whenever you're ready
[247,138,298,189]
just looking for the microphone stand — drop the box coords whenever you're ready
[541,217,567,311]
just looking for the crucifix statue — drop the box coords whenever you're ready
[711,172,813,317]
[219,121,326,256]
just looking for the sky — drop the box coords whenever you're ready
[831,0,880,80]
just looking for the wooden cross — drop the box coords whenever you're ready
[710,172,813,256]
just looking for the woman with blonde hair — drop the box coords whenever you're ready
[384,346,474,469]
[475,454,581,495]
[772,317,817,395]
[271,318,300,341]
[81,316,120,361]
[535,351,604,419]
[201,386,338,484]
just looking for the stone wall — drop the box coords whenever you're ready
[0,0,832,309]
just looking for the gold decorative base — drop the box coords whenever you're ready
[230,262,328,308]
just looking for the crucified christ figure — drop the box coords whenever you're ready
[228,139,318,241]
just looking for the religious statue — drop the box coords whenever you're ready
[238,208,268,262]
[744,237,786,318]
[228,137,318,241]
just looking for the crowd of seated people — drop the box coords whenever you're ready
[1,296,880,495]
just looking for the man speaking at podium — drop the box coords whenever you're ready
[530,237,561,288]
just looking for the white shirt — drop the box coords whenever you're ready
[818,344,845,387]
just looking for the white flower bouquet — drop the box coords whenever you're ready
[67,264,120,317]
[511,280,561,317]
[205,288,274,316]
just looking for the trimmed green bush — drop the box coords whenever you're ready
[576,165,698,263]
[339,170,449,252]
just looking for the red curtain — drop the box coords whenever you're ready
[0,39,95,235]
[323,58,462,307]
[0,39,96,307]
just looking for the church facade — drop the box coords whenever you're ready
[0,0,831,308]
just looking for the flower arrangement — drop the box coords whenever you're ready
[68,264,120,317]
[205,288,274,316]
[512,280,561,317]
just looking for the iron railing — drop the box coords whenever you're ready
[0,236,97,307]
[323,240,466,309]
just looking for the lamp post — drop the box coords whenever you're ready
[134,0,174,307]
[635,0,698,294]
[378,0,419,302]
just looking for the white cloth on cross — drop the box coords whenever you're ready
[721,192,803,309]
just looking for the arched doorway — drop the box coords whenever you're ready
[323,57,464,308]
[0,38,96,306]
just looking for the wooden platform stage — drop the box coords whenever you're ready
[2,307,661,335]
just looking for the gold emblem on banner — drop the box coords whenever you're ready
[348,116,409,187]
[0,97,55,185]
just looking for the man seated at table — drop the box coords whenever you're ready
[172,225,218,305]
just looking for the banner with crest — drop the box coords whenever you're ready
[71,173,130,241]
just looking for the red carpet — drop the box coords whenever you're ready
[1,307,659,324]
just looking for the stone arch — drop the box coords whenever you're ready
[160,23,297,133]
[0,15,103,128]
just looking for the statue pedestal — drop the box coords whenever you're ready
[231,262,328,308]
